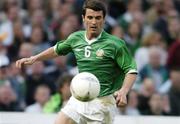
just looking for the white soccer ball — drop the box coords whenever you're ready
[70,72,100,102]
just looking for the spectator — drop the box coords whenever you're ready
[30,25,50,55]
[0,84,20,111]
[8,61,26,110]
[18,42,33,58]
[143,93,170,115]
[153,0,178,45]
[57,18,77,40]
[43,73,73,113]
[25,61,55,105]
[0,55,10,86]
[145,0,163,25]
[139,46,169,92]
[28,9,52,40]
[110,25,124,39]
[0,43,8,55]
[0,54,25,109]
[135,31,166,71]
[8,19,25,60]
[117,90,140,115]
[138,78,156,113]
[166,13,180,45]
[118,0,142,31]
[46,0,62,21]
[168,68,180,115]
[25,85,50,113]
[45,55,69,83]
[124,21,142,56]
[0,0,26,46]
[162,94,171,114]
[27,0,44,16]
[0,13,13,46]
[167,32,180,70]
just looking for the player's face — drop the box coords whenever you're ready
[82,8,105,38]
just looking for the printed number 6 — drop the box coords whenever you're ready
[85,46,91,58]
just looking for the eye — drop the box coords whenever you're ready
[95,16,102,20]
[87,16,93,20]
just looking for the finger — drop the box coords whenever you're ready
[18,60,23,69]
[24,60,31,65]
[16,60,21,69]
[118,103,126,107]
[115,95,121,103]
[113,91,118,99]
[115,96,122,106]
[118,96,127,107]
[118,101,126,107]
[17,58,26,69]
[24,59,33,65]
[114,91,118,96]
[16,60,19,68]
[121,96,127,104]
[20,59,26,68]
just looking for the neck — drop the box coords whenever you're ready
[39,102,45,107]
[86,31,102,40]
[86,33,98,40]
[62,95,69,101]
[151,108,162,115]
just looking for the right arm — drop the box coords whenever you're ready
[16,47,58,68]
[16,32,75,68]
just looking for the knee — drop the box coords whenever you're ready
[54,112,75,124]
[54,116,60,124]
[54,112,63,124]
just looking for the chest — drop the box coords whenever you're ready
[72,41,114,62]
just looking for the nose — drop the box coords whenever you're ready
[92,18,97,24]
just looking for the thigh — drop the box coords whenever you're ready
[86,105,114,124]
[60,96,84,123]
[86,95,117,124]
[55,112,76,124]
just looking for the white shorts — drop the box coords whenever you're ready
[61,95,117,124]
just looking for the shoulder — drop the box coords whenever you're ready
[25,103,41,112]
[103,31,126,48]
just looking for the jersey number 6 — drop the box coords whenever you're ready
[85,46,91,58]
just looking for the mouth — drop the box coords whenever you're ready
[90,26,97,30]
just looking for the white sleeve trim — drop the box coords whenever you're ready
[53,44,58,54]
[127,69,138,74]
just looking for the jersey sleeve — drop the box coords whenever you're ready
[115,41,138,74]
[54,35,74,55]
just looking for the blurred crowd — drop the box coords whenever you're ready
[0,0,180,116]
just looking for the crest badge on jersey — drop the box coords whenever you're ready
[96,49,104,58]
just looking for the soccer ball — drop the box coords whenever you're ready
[70,72,100,102]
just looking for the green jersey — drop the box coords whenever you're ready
[54,30,137,97]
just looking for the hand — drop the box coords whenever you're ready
[114,89,128,107]
[16,56,36,69]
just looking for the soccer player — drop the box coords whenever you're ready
[16,0,137,124]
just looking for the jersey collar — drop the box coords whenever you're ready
[84,30,103,45]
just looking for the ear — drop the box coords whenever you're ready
[82,15,85,22]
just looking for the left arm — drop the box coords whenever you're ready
[114,40,138,107]
[114,73,137,107]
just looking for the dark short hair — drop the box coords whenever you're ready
[82,0,107,18]
[56,73,73,90]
